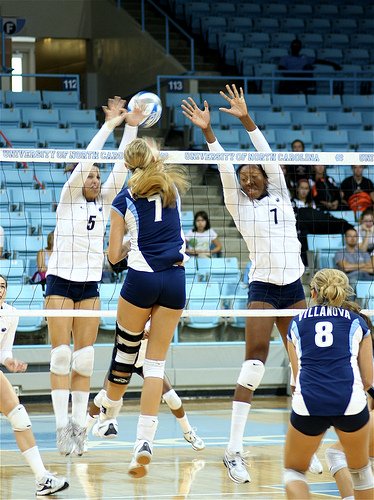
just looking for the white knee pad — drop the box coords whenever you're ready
[94,388,107,408]
[135,339,148,369]
[325,447,348,476]
[143,359,165,379]
[283,468,307,486]
[72,346,94,377]
[7,404,32,432]
[163,389,182,410]
[237,359,265,391]
[349,463,374,491]
[50,344,71,375]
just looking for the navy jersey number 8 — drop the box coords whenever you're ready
[314,321,334,347]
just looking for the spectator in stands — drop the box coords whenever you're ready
[278,38,341,94]
[310,164,342,211]
[185,211,222,258]
[356,209,374,254]
[0,225,4,259]
[340,165,374,212]
[292,179,354,266]
[283,140,311,194]
[31,231,54,287]
[335,228,374,287]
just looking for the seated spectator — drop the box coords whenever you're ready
[185,211,222,258]
[334,228,373,287]
[356,208,374,254]
[340,165,374,212]
[31,231,54,287]
[278,38,341,94]
[292,179,353,266]
[283,140,311,194]
[310,164,342,211]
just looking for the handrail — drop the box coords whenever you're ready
[0,73,80,97]
[117,0,195,73]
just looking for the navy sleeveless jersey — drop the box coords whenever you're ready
[288,305,370,416]
[111,188,187,272]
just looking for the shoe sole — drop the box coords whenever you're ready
[136,451,152,466]
[36,481,69,496]
[223,457,250,484]
[128,463,148,479]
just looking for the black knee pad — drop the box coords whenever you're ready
[108,323,143,384]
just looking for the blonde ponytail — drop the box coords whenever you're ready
[310,269,353,307]
[125,139,189,207]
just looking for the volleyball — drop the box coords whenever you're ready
[128,91,162,128]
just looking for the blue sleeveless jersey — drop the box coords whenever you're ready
[111,188,186,272]
[288,306,370,416]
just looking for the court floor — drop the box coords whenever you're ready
[1,397,342,499]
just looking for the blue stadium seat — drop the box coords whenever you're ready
[99,282,123,330]
[42,91,80,109]
[356,281,373,302]
[270,33,296,48]
[28,210,57,235]
[246,93,272,111]
[260,129,276,149]
[253,17,279,33]
[312,130,349,152]
[305,18,331,34]
[314,4,338,16]
[339,5,364,18]
[344,49,370,66]
[75,128,116,148]
[272,94,307,112]
[38,128,77,148]
[262,48,288,64]
[235,3,261,16]
[191,127,204,149]
[1,167,36,188]
[350,34,374,50]
[323,34,350,49]
[0,108,22,128]
[185,256,200,284]
[202,16,227,47]
[166,92,200,110]
[0,128,39,148]
[230,296,248,329]
[185,282,222,330]
[253,64,277,93]
[325,167,354,185]
[11,188,55,213]
[317,48,343,65]
[0,259,26,284]
[184,2,210,33]
[243,32,270,49]
[299,33,324,49]
[348,131,374,150]
[342,95,374,112]
[307,234,344,270]
[275,130,312,150]
[34,168,68,189]
[307,95,342,112]
[262,3,287,16]
[279,18,305,34]
[200,93,224,108]
[22,109,60,128]
[0,187,12,211]
[256,111,292,130]
[219,112,242,129]
[214,129,240,149]
[328,210,356,226]
[327,112,363,131]
[358,19,374,32]
[0,211,31,236]
[332,19,358,34]
[180,210,194,231]
[214,2,235,16]
[5,91,42,108]
[235,48,262,69]
[6,284,45,332]
[59,109,98,128]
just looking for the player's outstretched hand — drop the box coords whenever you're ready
[103,96,127,129]
[125,100,148,127]
[181,98,210,130]
[219,84,248,119]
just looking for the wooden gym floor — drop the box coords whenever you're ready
[0,397,343,499]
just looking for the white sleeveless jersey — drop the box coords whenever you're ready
[208,128,304,285]
[0,302,18,364]
[47,123,137,282]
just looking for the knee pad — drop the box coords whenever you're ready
[237,359,265,391]
[110,322,143,374]
[50,344,71,376]
[349,463,374,491]
[143,359,165,379]
[94,388,107,408]
[7,404,32,432]
[72,346,94,377]
[135,339,148,369]
[325,447,348,476]
[162,389,182,410]
[283,468,307,486]
[100,395,123,419]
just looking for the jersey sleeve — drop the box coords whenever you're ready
[207,139,242,221]
[287,319,299,343]
[0,314,18,364]
[59,123,114,203]
[111,190,128,218]
[247,128,289,198]
[358,315,372,339]
[101,124,138,203]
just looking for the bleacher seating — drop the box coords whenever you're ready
[22,109,60,128]
[42,91,80,109]
[5,90,42,108]
[6,284,45,332]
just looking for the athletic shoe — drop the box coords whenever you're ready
[36,472,69,496]
[92,418,118,439]
[56,421,74,456]
[183,428,205,451]
[71,421,86,456]
[309,453,323,474]
[223,449,251,484]
[128,440,153,479]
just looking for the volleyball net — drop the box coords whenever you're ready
[0,148,373,333]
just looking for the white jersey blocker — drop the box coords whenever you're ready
[47,123,137,282]
[208,128,304,286]
[0,302,18,365]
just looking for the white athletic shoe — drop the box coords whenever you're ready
[183,428,205,451]
[128,440,153,479]
[92,418,118,439]
[309,453,323,474]
[223,449,251,484]
[56,421,74,456]
[36,472,69,496]
[71,421,86,456]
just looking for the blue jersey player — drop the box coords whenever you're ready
[284,269,374,500]
[95,138,189,479]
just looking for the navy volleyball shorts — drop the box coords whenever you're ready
[248,278,305,308]
[45,275,99,302]
[120,266,186,310]
[290,406,370,436]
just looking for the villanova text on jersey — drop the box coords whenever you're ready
[288,305,370,417]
